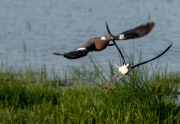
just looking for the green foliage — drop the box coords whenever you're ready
[0,61,180,123]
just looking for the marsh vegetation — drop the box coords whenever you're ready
[0,58,180,123]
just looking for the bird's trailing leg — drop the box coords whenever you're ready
[105,74,125,93]
[102,72,119,89]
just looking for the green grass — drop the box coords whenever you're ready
[0,61,180,123]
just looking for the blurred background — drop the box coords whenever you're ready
[0,0,179,73]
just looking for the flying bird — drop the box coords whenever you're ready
[53,22,155,59]
[103,23,172,93]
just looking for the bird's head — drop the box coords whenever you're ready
[126,64,132,74]
[101,34,113,41]
[126,64,131,68]
[106,34,114,40]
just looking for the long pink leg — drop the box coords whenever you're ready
[105,74,125,93]
[102,73,119,89]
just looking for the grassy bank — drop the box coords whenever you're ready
[0,62,180,123]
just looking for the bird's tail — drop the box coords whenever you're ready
[114,64,120,68]
[113,22,155,40]
[53,52,64,56]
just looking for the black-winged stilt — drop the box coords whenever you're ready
[103,22,172,93]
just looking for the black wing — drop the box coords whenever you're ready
[131,43,173,69]
[113,22,155,40]
[53,49,89,59]
[106,22,126,65]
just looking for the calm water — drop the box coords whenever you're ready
[0,0,180,74]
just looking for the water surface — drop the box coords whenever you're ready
[0,0,180,73]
